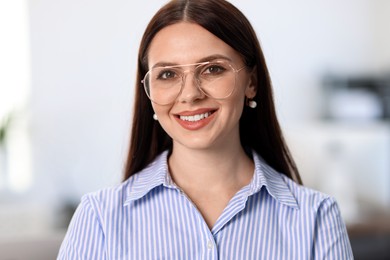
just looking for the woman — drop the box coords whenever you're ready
[58,0,353,259]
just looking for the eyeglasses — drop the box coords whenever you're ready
[141,60,246,105]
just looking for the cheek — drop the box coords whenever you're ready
[233,98,245,118]
[152,103,168,115]
[222,93,245,121]
[226,84,247,118]
[151,104,173,129]
[232,83,247,107]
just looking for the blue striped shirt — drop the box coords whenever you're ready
[58,151,353,259]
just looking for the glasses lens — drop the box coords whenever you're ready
[196,61,236,99]
[143,67,182,105]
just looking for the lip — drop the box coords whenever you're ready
[174,108,218,130]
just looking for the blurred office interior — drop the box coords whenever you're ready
[0,0,389,259]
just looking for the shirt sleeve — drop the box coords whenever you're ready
[313,197,354,259]
[57,195,106,260]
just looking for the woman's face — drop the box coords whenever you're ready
[147,22,256,151]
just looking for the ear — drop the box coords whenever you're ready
[245,66,257,98]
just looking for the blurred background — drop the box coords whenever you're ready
[0,0,389,259]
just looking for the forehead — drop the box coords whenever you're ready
[147,22,241,67]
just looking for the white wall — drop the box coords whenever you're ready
[28,0,390,204]
[29,0,162,203]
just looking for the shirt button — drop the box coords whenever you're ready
[207,240,213,249]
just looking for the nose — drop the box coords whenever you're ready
[177,72,205,103]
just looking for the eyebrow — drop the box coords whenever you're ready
[151,54,233,68]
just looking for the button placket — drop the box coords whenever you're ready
[204,236,218,260]
[207,240,214,249]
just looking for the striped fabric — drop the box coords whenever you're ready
[58,151,353,259]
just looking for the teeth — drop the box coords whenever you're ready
[180,112,212,122]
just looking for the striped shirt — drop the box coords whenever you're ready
[58,151,353,259]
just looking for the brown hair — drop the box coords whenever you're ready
[124,0,302,184]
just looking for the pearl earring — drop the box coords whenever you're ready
[153,114,158,120]
[248,100,257,108]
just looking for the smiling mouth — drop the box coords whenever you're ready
[178,111,216,122]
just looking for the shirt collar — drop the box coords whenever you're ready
[124,150,299,209]
[123,151,173,205]
[250,152,299,209]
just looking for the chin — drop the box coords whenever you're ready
[173,138,217,151]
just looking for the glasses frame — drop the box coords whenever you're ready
[141,60,246,105]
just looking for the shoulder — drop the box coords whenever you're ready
[252,151,335,213]
[79,176,136,215]
[280,178,353,258]
[58,181,136,258]
[280,173,350,240]
[79,151,168,215]
[281,174,337,212]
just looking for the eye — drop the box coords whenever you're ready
[156,69,178,80]
[202,64,227,75]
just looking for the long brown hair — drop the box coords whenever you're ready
[124,0,302,184]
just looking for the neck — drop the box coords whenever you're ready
[168,144,254,194]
